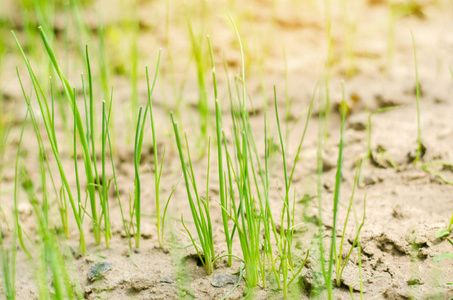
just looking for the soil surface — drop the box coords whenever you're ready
[1,0,453,299]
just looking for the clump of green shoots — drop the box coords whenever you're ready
[13,26,132,251]
[132,51,179,250]
[13,29,89,252]
[273,85,314,298]
[171,114,215,275]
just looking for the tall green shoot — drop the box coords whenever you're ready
[327,81,347,298]
[144,50,171,248]
[273,85,315,297]
[207,35,233,266]
[317,82,328,290]
[411,31,422,164]
[133,106,147,249]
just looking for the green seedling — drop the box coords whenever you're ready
[327,81,347,299]
[86,46,116,247]
[207,35,233,266]
[224,15,262,290]
[273,84,315,297]
[18,69,62,233]
[171,113,215,275]
[316,81,328,292]
[411,31,423,164]
[13,28,99,248]
[100,99,112,248]
[145,51,179,248]
[334,163,366,288]
[133,104,149,250]
[223,47,272,290]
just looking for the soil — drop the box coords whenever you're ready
[1,0,453,299]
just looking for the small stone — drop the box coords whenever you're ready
[134,248,141,254]
[160,276,174,284]
[88,262,113,281]
[211,274,237,288]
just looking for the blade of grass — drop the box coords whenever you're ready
[327,81,347,298]
[411,31,422,164]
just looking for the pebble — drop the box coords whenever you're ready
[160,276,174,284]
[211,274,237,288]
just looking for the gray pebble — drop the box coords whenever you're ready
[211,274,237,288]
[160,276,174,284]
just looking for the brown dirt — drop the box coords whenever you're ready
[1,0,453,299]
